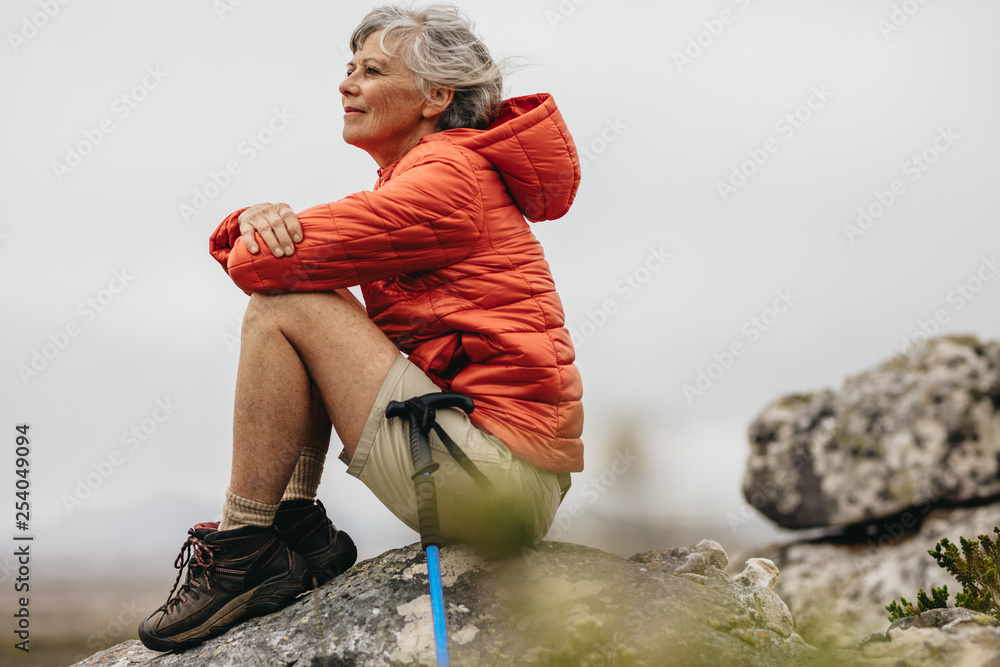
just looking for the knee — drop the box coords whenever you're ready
[241,293,295,335]
[241,291,348,336]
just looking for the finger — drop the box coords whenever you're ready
[254,222,287,257]
[239,220,260,255]
[258,203,299,256]
[258,209,296,257]
[238,204,271,254]
[264,207,298,257]
[276,203,304,246]
[241,207,288,257]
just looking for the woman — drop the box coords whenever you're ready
[139,3,583,651]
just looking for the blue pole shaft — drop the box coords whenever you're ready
[426,545,450,667]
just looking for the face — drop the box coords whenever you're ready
[339,30,440,168]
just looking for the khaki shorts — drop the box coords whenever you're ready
[343,355,566,547]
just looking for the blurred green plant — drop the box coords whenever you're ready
[885,526,1000,622]
[885,585,948,622]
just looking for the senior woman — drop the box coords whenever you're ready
[139,3,583,651]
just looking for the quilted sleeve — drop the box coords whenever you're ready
[214,148,485,294]
[209,207,250,273]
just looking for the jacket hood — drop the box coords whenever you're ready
[442,93,580,222]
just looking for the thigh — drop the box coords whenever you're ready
[345,355,563,548]
[251,290,399,455]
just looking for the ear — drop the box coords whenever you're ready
[422,86,455,120]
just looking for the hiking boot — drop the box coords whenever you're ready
[274,499,357,586]
[138,522,309,652]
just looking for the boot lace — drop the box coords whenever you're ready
[160,529,217,610]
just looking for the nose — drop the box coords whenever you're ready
[339,70,357,98]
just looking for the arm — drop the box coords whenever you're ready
[209,150,485,294]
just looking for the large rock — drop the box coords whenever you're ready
[839,608,1000,666]
[744,335,1000,529]
[744,502,1000,650]
[72,540,813,667]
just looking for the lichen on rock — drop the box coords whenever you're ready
[744,335,1000,529]
[74,540,815,667]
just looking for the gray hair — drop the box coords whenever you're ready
[349,4,504,131]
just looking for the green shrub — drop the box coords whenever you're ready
[885,585,948,622]
[885,526,1000,622]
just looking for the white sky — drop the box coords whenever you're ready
[3,0,1000,562]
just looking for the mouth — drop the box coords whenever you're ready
[344,107,366,115]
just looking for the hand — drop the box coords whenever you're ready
[238,203,303,257]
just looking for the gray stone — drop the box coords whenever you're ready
[73,541,816,667]
[744,335,1000,529]
[745,502,1000,650]
[886,606,999,636]
[853,614,1000,666]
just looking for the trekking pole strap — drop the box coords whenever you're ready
[428,421,495,494]
[386,393,493,494]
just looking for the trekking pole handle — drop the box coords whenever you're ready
[413,473,442,549]
[421,392,474,415]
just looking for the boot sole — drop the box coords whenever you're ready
[139,565,309,652]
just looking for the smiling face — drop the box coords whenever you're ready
[339,31,451,168]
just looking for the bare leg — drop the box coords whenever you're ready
[229,289,398,504]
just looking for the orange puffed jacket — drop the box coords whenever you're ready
[209,93,583,473]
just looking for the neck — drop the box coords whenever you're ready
[370,119,442,168]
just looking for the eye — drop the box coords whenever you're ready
[366,66,381,75]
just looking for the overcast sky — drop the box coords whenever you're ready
[4,0,1000,564]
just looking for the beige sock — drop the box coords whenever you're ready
[219,489,280,531]
[280,447,326,502]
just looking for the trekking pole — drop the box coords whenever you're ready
[386,392,474,667]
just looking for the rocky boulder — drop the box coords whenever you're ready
[840,607,1000,666]
[744,501,1000,651]
[744,335,1000,529]
[73,540,812,667]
